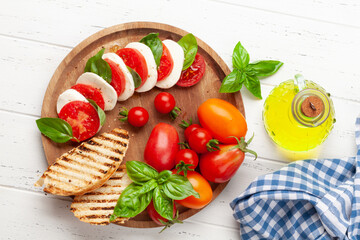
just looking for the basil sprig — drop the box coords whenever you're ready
[178,33,198,70]
[219,41,283,99]
[126,66,142,88]
[140,33,163,67]
[84,48,112,84]
[87,99,106,126]
[36,118,78,143]
[110,161,199,222]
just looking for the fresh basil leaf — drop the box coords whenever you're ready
[126,161,159,184]
[162,174,199,200]
[247,60,283,77]
[110,182,153,220]
[36,118,76,143]
[126,66,142,88]
[153,187,174,220]
[178,33,198,70]
[156,170,172,185]
[232,41,249,70]
[140,33,163,67]
[219,69,246,93]
[87,99,106,126]
[84,48,112,83]
[244,74,262,99]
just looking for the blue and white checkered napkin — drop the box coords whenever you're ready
[230,116,360,240]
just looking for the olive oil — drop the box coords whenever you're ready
[263,75,335,152]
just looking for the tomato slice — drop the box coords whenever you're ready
[104,58,126,97]
[157,43,174,82]
[177,53,206,87]
[71,84,105,110]
[58,101,100,142]
[116,48,148,89]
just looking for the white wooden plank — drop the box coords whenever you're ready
[0,187,239,240]
[213,0,360,28]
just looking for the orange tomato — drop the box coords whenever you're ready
[173,170,213,209]
[197,98,247,144]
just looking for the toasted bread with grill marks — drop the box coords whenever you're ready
[70,165,132,225]
[35,128,129,196]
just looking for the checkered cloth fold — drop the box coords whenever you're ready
[230,116,360,240]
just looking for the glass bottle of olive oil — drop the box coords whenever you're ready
[263,74,335,152]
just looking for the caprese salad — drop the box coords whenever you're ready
[36,33,206,143]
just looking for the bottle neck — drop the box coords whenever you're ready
[291,88,331,127]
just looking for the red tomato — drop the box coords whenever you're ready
[173,170,213,209]
[154,92,176,114]
[144,123,179,171]
[104,58,126,97]
[157,43,174,82]
[200,140,256,183]
[127,107,149,127]
[177,53,206,87]
[116,48,148,89]
[58,101,100,141]
[188,128,219,154]
[71,84,105,110]
[175,149,199,176]
[197,98,247,144]
[147,200,176,226]
[184,124,201,142]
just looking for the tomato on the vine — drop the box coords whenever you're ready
[197,98,247,144]
[119,107,149,127]
[154,92,181,120]
[172,170,213,209]
[175,149,199,176]
[188,128,219,154]
[199,136,257,183]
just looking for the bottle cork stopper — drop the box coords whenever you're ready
[301,96,324,118]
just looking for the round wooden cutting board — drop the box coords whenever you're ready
[40,22,245,228]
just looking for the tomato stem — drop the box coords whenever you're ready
[179,118,192,129]
[229,134,257,160]
[206,139,220,152]
[170,107,181,120]
[118,107,129,122]
[158,210,183,233]
[178,142,190,149]
[175,160,195,177]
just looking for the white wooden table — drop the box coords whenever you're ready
[1,0,359,239]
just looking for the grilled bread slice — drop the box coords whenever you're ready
[35,128,129,196]
[70,164,132,225]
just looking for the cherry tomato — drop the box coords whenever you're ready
[177,53,206,87]
[197,98,247,144]
[104,58,126,97]
[175,149,199,176]
[199,137,257,183]
[71,84,105,110]
[154,92,176,114]
[147,200,176,226]
[184,124,201,142]
[116,48,148,89]
[188,128,219,154]
[157,43,174,82]
[58,101,100,142]
[144,123,179,172]
[127,107,149,127]
[173,170,213,209]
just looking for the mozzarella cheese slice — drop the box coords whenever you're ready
[156,40,184,89]
[125,42,157,93]
[102,53,135,101]
[76,72,117,111]
[56,89,88,115]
